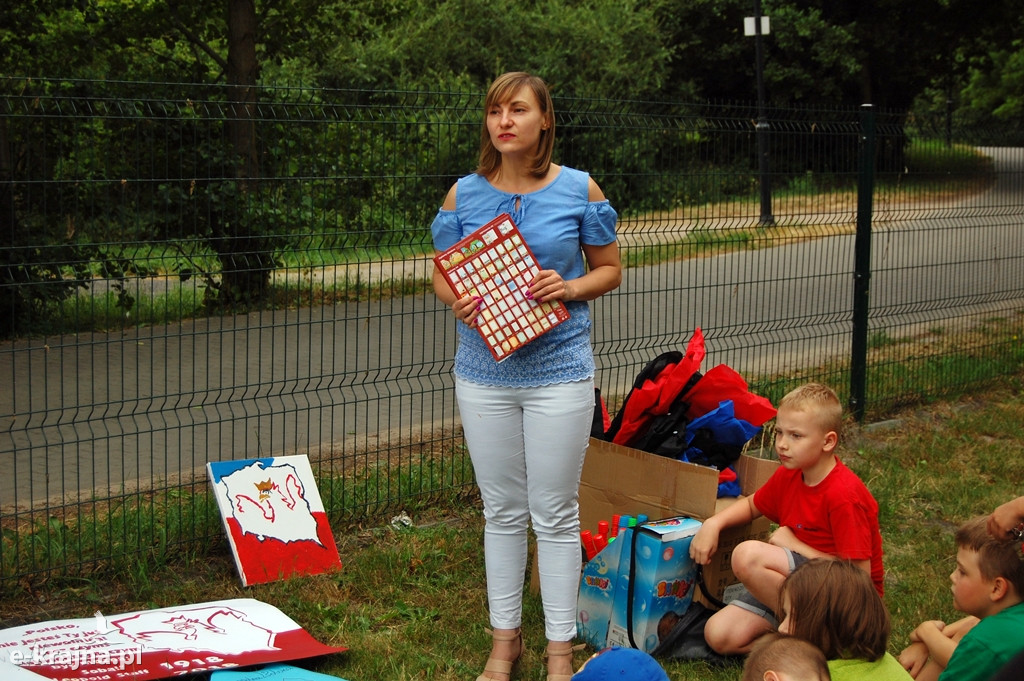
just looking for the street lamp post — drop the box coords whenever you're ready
[749,0,775,226]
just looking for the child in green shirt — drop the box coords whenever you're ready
[908,516,1024,681]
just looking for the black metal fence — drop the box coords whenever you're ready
[2,79,1022,584]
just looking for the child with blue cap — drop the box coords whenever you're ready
[571,647,670,681]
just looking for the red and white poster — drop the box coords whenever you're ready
[0,598,347,681]
[207,455,342,586]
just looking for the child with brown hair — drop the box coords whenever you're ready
[742,632,831,681]
[689,382,884,654]
[900,516,1024,681]
[778,559,911,680]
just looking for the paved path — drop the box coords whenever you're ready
[2,148,1021,508]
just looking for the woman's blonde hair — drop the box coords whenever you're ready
[476,72,555,179]
[779,559,889,661]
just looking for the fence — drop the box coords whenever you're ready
[1,79,1022,584]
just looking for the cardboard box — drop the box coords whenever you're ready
[577,517,705,652]
[576,438,777,607]
[576,525,628,650]
[607,517,702,653]
[530,438,778,605]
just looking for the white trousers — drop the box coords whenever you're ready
[456,377,593,641]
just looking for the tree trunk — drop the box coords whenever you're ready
[227,0,259,185]
[214,0,271,307]
[0,116,20,335]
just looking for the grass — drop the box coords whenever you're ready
[621,227,761,268]
[903,140,994,176]
[744,311,1024,424]
[1,315,1022,680]
[2,371,1023,680]
[0,441,478,583]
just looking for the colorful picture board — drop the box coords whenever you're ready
[433,213,570,361]
[207,455,342,586]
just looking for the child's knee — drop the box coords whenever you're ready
[703,607,772,655]
[731,540,772,576]
[702,609,734,653]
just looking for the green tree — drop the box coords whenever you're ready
[1,2,110,335]
[3,0,1022,334]
[650,0,1019,111]
[0,1,287,314]
[962,43,1024,122]
[315,0,671,99]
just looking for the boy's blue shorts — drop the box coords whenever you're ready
[728,549,809,627]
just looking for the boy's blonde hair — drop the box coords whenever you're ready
[742,632,831,681]
[778,383,843,436]
[956,516,1024,597]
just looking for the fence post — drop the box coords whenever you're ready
[752,0,775,227]
[850,104,876,421]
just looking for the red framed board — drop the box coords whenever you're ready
[434,213,570,361]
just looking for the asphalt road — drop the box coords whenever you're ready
[2,147,1021,507]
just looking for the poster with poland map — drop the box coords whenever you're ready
[0,598,346,681]
[207,455,341,586]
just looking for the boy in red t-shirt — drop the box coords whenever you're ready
[689,382,884,655]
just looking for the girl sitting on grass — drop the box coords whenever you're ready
[777,559,912,681]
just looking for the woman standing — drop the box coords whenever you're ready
[431,72,621,681]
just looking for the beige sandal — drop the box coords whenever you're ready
[543,641,585,681]
[475,628,522,681]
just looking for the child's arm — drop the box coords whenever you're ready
[908,616,979,669]
[768,526,871,573]
[988,496,1024,538]
[898,641,931,678]
[689,496,761,565]
[910,621,952,664]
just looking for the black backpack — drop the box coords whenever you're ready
[648,599,736,666]
[601,350,702,459]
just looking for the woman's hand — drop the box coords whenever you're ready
[528,269,572,302]
[453,294,483,328]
